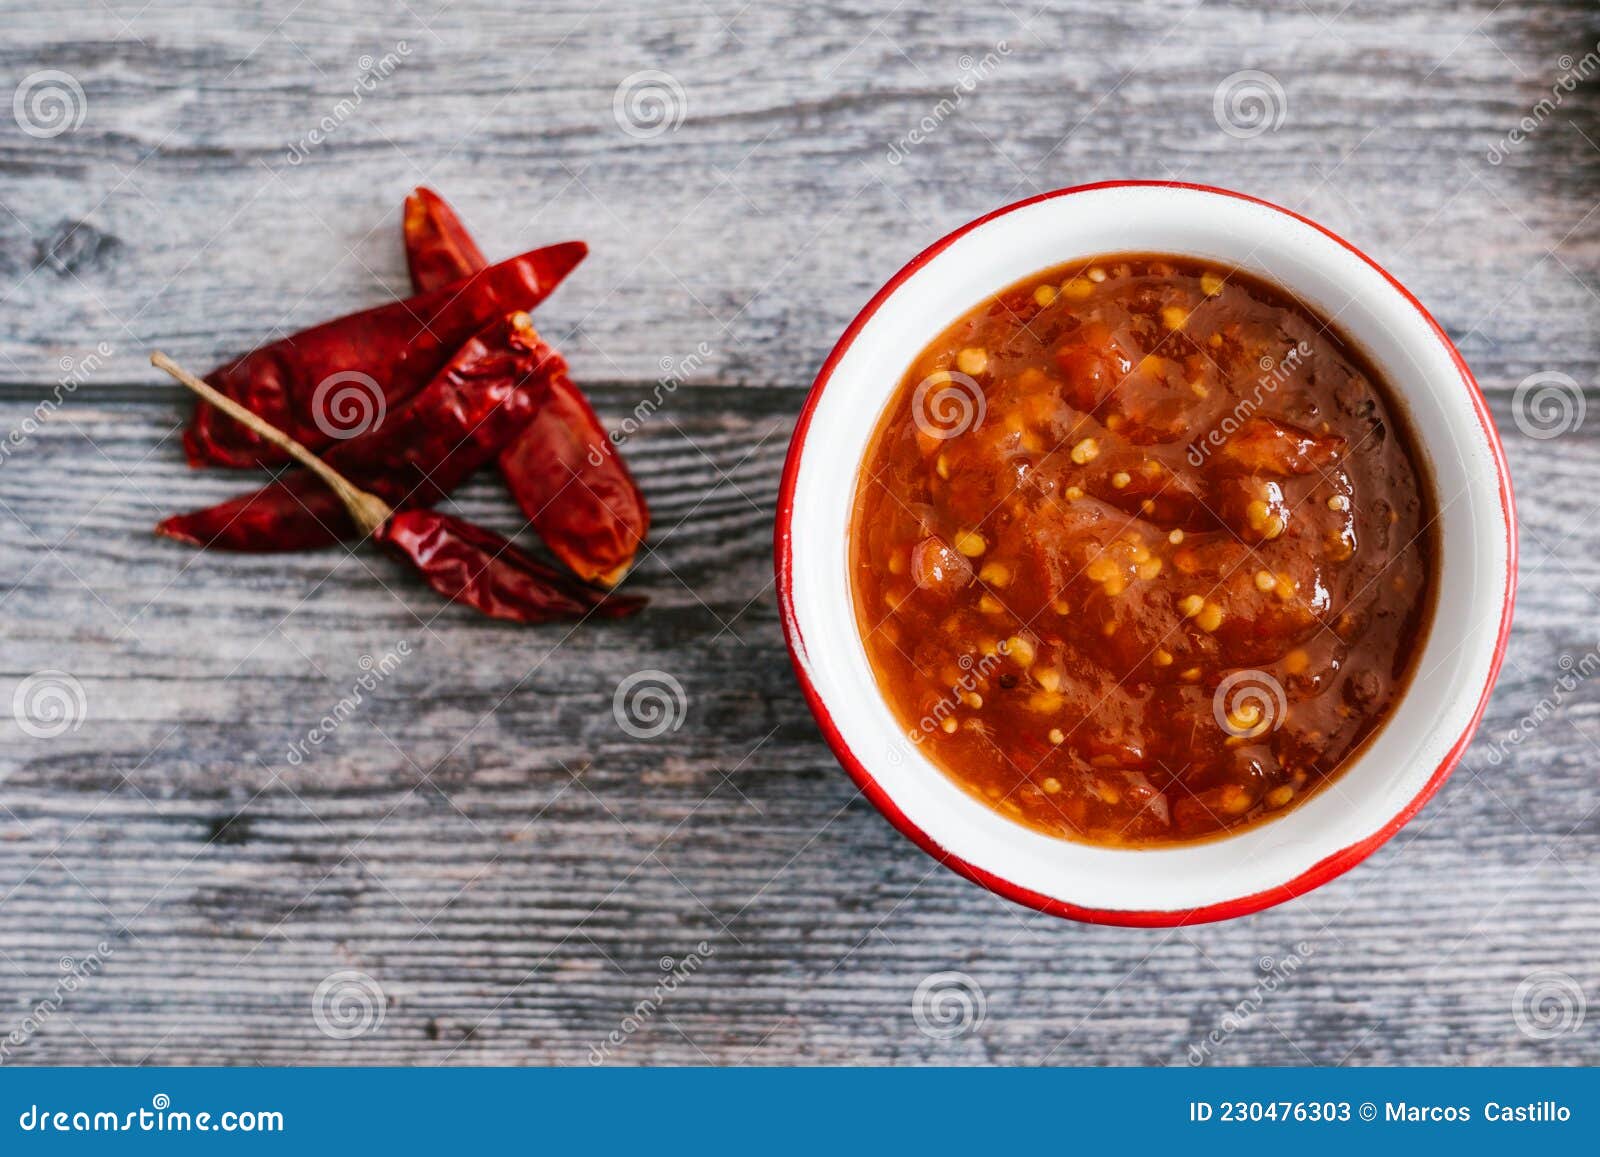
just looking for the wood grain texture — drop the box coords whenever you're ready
[0,0,1598,1066]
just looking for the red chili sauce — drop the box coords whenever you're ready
[850,254,1437,846]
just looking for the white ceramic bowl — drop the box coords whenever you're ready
[776,182,1516,926]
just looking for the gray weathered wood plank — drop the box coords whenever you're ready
[0,384,1597,1066]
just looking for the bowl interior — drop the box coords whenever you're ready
[782,184,1511,918]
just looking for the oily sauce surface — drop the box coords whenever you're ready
[850,254,1437,846]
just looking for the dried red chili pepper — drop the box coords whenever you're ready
[159,313,563,551]
[376,509,645,622]
[403,188,650,585]
[495,383,649,584]
[154,352,645,624]
[404,187,487,292]
[184,241,587,470]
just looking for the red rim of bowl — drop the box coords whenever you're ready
[774,180,1518,928]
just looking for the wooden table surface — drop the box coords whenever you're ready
[1,0,1597,1065]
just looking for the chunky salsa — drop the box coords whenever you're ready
[850,254,1436,846]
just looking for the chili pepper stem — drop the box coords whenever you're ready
[151,352,394,537]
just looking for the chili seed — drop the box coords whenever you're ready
[1285,649,1309,675]
[1087,267,1108,283]
[1267,785,1295,808]
[956,347,988,376]
[1196,602,1224,632]
[1200,271,1225,296]
[978,561,1011,587]
[1033,284,1057,307]
[1168,529,1185,545]
[1061,278,1093,300]
[1070,438,1100,464]
[1228,703,1263,732]
[1161,305,1188,330]
[1153,649,1173,667]
[1086,557,1117,583]
[1179,594,1205,618]
[954,530,987,557]
[1112,471,1131,489]
[1220,785,1253,814]
[1254,569,1277,591]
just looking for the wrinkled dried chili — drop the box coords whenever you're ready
[185,241,587,469]
[154,352,644,624]
[376,509,645,622]
[495,385,649,585]
[404,187,650,585]
[159,313,563,551]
